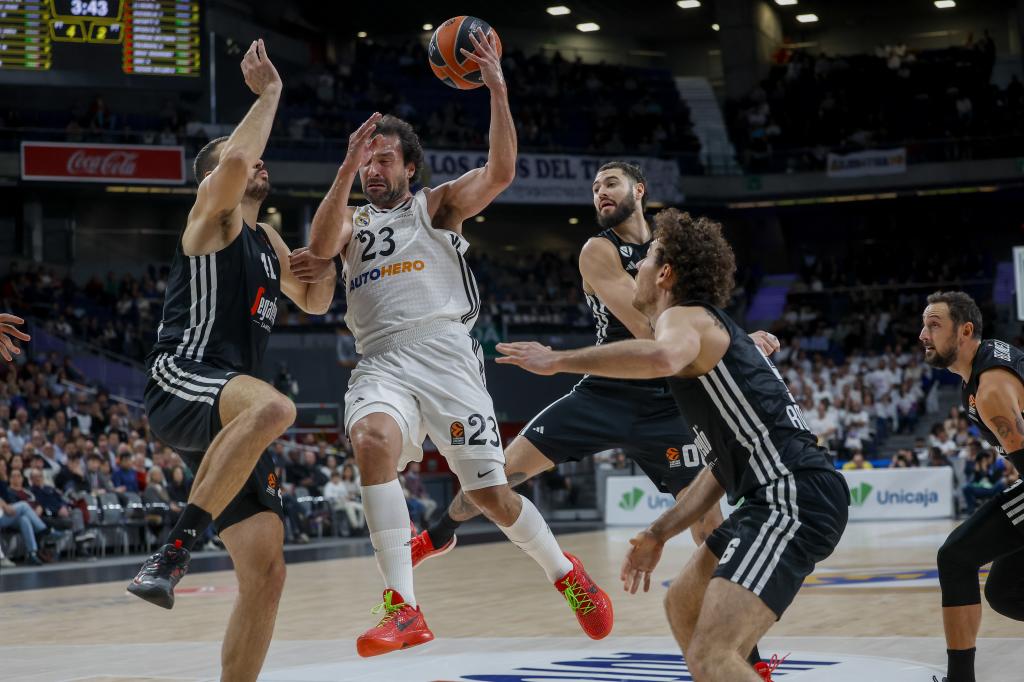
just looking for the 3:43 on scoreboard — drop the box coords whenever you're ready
[49,0,123,44]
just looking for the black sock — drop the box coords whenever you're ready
[167,504,212,552]
[947,647,976,682]
[426,511,461,549]
[747,645,762,667]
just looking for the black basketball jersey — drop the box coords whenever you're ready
[583,227,662,390]
[148,224,281,374]
[962,339,1024,451]
[666,302,836,503]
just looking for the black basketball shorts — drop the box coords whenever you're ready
[521,378,701,496]
[705,468,849,618]
[144,352,283,533]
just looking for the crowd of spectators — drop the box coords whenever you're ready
[0,348,437,566]
[729,36,1024,172]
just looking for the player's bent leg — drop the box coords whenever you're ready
[665,543,719,657]
[687,577,777,682]
[464,477,613,639]
[189,375,296,518]
[690,497,724,546]
[415,437,556,567]
[218,511,286,682]
[984,546,1024,621]
[350,412,405,484]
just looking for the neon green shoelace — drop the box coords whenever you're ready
[370,591,407,624]
[561,578,596,616]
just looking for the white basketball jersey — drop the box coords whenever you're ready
[342,190,480,353]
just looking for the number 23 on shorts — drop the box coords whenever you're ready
[448,413,500,447]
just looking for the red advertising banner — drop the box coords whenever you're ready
[20,142,186,184]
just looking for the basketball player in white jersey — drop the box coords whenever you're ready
[303,27,612,657]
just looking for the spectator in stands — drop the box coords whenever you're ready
[27,467,74,532]
[928,446,953,469]
[166,465,190,507]
[84,452,114,493]
[111,450,139,493]
[0,495,47,564]
[930,424,958,457]
[335,326,359,369]
[962,448,1006,515]
[842,450,874,470]
[890,449,919,468]
[323,466,364,535]
[142,467,178,542]
[808,399,839,449]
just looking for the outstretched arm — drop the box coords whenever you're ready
[308,112,382,260]
[427,28,515,231]
[262,226,336,314]
[497,307,704,379]
[186,40,281,255]
[620,468,725,593]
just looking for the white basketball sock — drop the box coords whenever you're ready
[362,480,416,607]
[498,496,573,583]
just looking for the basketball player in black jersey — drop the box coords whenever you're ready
[919,291,1024,682]
[498,209,849,682]
[126,40,337,681]
[414,162,778,565]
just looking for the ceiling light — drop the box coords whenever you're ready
[546,5,571,15]
[711,23,720,31]
[266,207,277,214]
[576,22,600,32]
[568,217,579,225]
[474,215,486,223]
[775,0,798,5]
[934,0,955,7]
[796,13,818,23]
[356,31,368,38]
[677,0,701,8]
[422,23,433,31]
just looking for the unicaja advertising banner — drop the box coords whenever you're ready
[423,150,684,205]
[842,466,954,520]
[605,476,735,525]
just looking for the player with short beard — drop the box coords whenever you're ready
[920,291,1024,682]
[126,40,338,682]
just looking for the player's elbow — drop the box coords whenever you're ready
[649,348,685,377]
[485,161,516,188]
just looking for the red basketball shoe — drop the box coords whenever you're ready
[553,552,613,640]
[754,653,789,681]
[410,529,457,569]
[355,590,434,657]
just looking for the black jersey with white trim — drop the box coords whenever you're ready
[665,302,836,503]
[148,223,281,374]
[962,339,1024,451]
[582,227,662,390]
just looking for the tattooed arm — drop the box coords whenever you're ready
[975,368,1024,453]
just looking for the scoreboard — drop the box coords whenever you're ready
[0,0,200,77]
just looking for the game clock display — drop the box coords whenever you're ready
[0,0,199,76]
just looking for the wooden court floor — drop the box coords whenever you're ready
[1,520,1020,680]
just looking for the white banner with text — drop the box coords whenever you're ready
[423,150,684,205]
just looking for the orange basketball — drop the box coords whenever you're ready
[428,16,502,90]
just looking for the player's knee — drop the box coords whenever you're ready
[465,485,517,517]
[257,397,296,434]
[239,553,286,599]
[685,636,719,680]
[350,424,392,459]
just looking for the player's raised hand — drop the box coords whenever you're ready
[289,247,336,284]
[241,39,282,96]
[749,330,781,356]
[461,27,504,90]
[620,529,664,595]
[341,112,383,175]
[495,341,558,375]
[0,313,30,362]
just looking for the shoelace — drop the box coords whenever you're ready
[762,653,790,675]
[370,591,408,625]
[560,577,597,615]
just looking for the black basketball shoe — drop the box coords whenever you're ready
[126,540,191,609]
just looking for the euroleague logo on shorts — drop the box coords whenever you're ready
[266,472,278,496]
[665,447,681,469]
[450,421,466,445]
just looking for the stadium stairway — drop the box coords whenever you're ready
[674,76,742,175]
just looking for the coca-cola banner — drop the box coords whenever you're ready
[20,142,186,184]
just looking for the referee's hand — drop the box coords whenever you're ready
[620,529,664,594]
[0,313,29,362]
